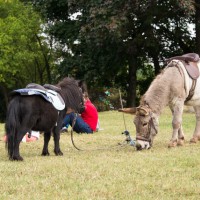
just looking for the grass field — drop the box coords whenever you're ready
[0,108,200,200]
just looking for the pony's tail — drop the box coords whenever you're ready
[5,97,20,158]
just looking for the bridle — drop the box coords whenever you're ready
[136,110,158,143]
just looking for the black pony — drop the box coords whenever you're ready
[5,77,84,161]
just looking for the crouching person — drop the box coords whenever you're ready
[62,92,98,133]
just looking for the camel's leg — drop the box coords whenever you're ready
[168,99,184,148]
[177,125,185,146]
[190,106,200,143]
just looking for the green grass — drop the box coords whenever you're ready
[0,108,200,200]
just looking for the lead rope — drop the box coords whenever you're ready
[118,89,136,146]
[70,113,130,151]
[119,89,127,131]
[70,113,82,151]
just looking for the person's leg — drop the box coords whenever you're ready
[73,116,93,133]
[63,114,71,127]
[61,113,74,133]
[63,112,93,133]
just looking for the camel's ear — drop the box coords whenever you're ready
[136,106,150,116]
[118,107,136,115]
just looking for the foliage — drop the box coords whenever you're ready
[0,0,61,88]
[89,87,122,111]
[136,63,155,102]
[0,1,38,87]
[24,0,197,107]
[0,0,197,121]
[1,108,200,199]
[0,0,62,121]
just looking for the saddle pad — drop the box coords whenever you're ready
[14,88,65,111]
[184,61,200,80]
[45,90,65,110]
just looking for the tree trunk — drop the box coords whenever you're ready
[152,54,160,75]
[35,34,52,83]
[34,58,44,84]
[126,56,137,107]
[196,0,200,54]
[0,85,8,107]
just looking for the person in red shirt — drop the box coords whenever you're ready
[62,92,98,133]
[81,94,98,131]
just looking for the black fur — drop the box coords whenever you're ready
[5,77,84,161]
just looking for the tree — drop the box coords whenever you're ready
[0,0,59,121]
[195,0,200,54]
[23,0,196,107]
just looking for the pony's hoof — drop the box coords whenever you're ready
[41,151,50,156]
[54,150,63,156]
[10,156,24,161]
[168,141,177,148]
[177,139,184,146]
[190,137,198,143]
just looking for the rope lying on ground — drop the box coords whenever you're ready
[70,114,135,151]
[70,128,133,151]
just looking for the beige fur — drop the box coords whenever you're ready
[122,61,200,149]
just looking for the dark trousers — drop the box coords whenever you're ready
[63,112,93,133]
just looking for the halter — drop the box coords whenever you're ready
[136,110,158,143]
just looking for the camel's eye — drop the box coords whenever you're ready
[143,123,148,127]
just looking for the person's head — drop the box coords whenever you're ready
[77,80,88,94]
[83,92,89,102]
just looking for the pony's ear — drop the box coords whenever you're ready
[136,106,149,116]
[118,107,136,115]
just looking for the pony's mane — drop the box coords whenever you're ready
[57,77,83,112]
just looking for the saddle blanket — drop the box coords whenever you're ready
[14,88,65,111]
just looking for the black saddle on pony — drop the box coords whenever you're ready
[26,83,61,92]
[12,83,65,111]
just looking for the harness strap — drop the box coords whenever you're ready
[135,106,158,143]
[136,135,150,142]
[185,79,197,102]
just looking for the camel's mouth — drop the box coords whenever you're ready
[135,140,151,150]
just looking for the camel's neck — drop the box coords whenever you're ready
[141,70,173,115]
